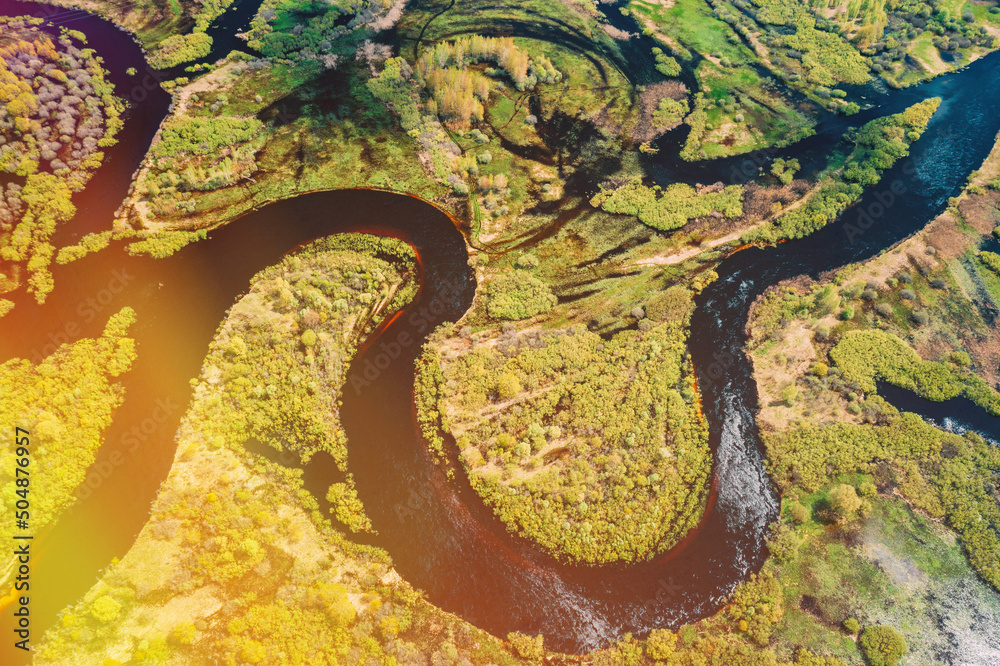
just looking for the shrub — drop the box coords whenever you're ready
[645,629,678,659]
[484,271,557,320]
[844,618,860,634]
[89,596,121,624]
[859,625,906,666]
[828,484,861,522]
[497,372,521,399]
[507,632,544,663]
[789,501,811,524]
[645,286,692,322]
[652,97,689,128]
[170,622,197,645]
[981,250,1000,275]
[950,351,971,367]
[876,303,893,317]
[899,289,915,300]
[910,310,929,325]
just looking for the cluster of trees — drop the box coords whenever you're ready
[483,270,558,320]
[415,319,711,564]
[0,19,123,303]
[844,97,939,184]
[591,178,744,232]
[246,0,398,62]
[830,329,1000,414]
[750,98,939,242]
[179,234,416,534]
[980,249,1000,275]
[652,96,689,129]
[149,32,212,69]
[680,93,711,161]
[705,0,870,92]
[729,0,996,91]
[770,157,800,185]
[0,308,137,592]
[652,46,681,77]
[137,116,265,214]
[413,36,561,128]
[763,412,1000,590]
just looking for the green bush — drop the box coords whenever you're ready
[980,250,1000,276]
[652,97,689,129]
[828,483,862,523]
[507,632,544,663]
[859,625,906,666]
[645,628,678,659]
[89,596,121,624]
[484,271,557,320]
[591,180,743,232]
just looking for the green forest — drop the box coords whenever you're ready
[415,302,712,564]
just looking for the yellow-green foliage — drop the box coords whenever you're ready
[187,234,416,469]
[764,414,1000,591]
[748,0,871,85]
[326,475,372,533]
[148,32,212,69]
[415,319,711,564]
[591,179,744,231]
[0,19,123,303]
[980,250,1000,275]
[751,99,940,243]
[652,96,689,129]
[414,35,561,127]
[830,329,1000,412]
[859,625,907,666]
[125,229,209,259]
[727,571,784,645]
[483,270,558,320]
[55,231,113,264]
[137,116,265,215]
[0,308,137,562]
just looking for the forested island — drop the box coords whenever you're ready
[0,0,999,663]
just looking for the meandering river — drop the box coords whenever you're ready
[1,0,999,659]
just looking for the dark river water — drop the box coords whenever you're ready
[1,0,999,660]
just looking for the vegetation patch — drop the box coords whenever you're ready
[0,17,123,304]
[591,179,744,232]
[415,313,711,564]
[0,309,136,591]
